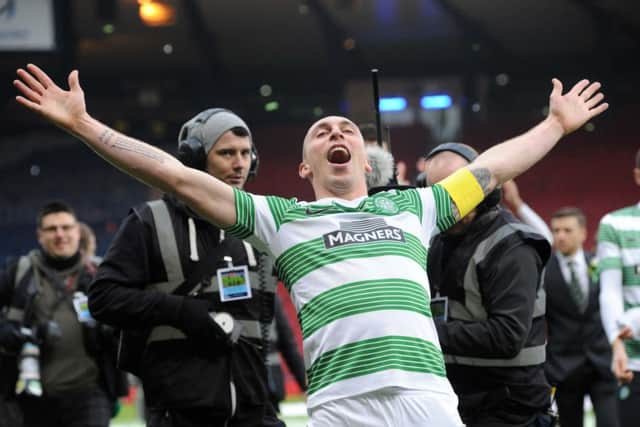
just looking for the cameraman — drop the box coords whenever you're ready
[87,109,285,427]
[0,201,127,427]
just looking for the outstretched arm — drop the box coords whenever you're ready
[469,78,607,196]
[433,78,607,225]
[13,64,236,228]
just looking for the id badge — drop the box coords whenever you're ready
[217,265,252,302]
[72,292,95,323]
[430,296,448,323]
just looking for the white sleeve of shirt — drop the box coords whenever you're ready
[517,203,553,244]
[244,194,279,255]
[621,307,640,339]
[599,268,625,344]
[417,187,440,239]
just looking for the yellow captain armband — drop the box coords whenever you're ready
[437,167,485,218]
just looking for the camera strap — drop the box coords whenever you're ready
[28,252,86,323]
[8,254,68,328]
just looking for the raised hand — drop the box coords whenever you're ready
[548,78,609,135]
[14,64,87,132]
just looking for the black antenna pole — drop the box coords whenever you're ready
[371,69,399,185]
[371,69,383,148]
[385,125,392,152]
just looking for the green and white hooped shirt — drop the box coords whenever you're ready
[225,185,458,409]
[598,203,640,369]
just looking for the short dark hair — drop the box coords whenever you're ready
[551,206,586,228]
[635,148,640,168]
[358,123,379,142]
[37,201,76,228]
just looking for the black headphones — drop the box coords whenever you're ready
[177,108,259,179]
[425,142,502,210]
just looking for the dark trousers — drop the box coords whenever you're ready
[0,396,23,427]
[459,385,548,427]
[147,405,285,427]
[527,414,556,427]
[18,387,112,427]
[465,414,550,427]
[555,363,619,427]
[618,374,640,427]
[147,407,229,427]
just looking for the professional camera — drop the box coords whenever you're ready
[14,321,61,397]
[20,320,62,345]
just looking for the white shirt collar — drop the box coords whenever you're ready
[557,247,589,290]
[311,196,367,207]
[557,248,585,266]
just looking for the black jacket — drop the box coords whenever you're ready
[267,296,306,406]
[428,208,551,427]
[89,196,281,425]
[0,251,128,402]
[544,252,615,386]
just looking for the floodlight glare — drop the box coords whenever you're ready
[420,95,452,110]
[379,97,407,112]
[265,101,279,112]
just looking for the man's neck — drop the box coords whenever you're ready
[314,191,368,202]
[558,247,583,259]
[313,184,368,201]
[40,250,82,271]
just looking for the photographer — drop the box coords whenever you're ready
[0,201,127,427]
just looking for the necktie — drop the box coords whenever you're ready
[567,260,587,313]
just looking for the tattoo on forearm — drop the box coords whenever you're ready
[470,167,492,195]
[98,129,114,145]
[110,139,166,163]
[98,127,165,163]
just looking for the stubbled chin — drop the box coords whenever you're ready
[225,178,245,188]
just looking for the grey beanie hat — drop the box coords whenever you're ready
[178,108,252,154]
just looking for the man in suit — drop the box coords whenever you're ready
[545,207,619,427]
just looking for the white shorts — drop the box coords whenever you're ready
[307,388,465,427]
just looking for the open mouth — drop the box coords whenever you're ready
[327,144,351,164]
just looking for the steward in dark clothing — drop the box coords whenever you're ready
[89,196,283,427]
[424,142,552,427]
[428,207,551,427]
[0,202,128,427]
